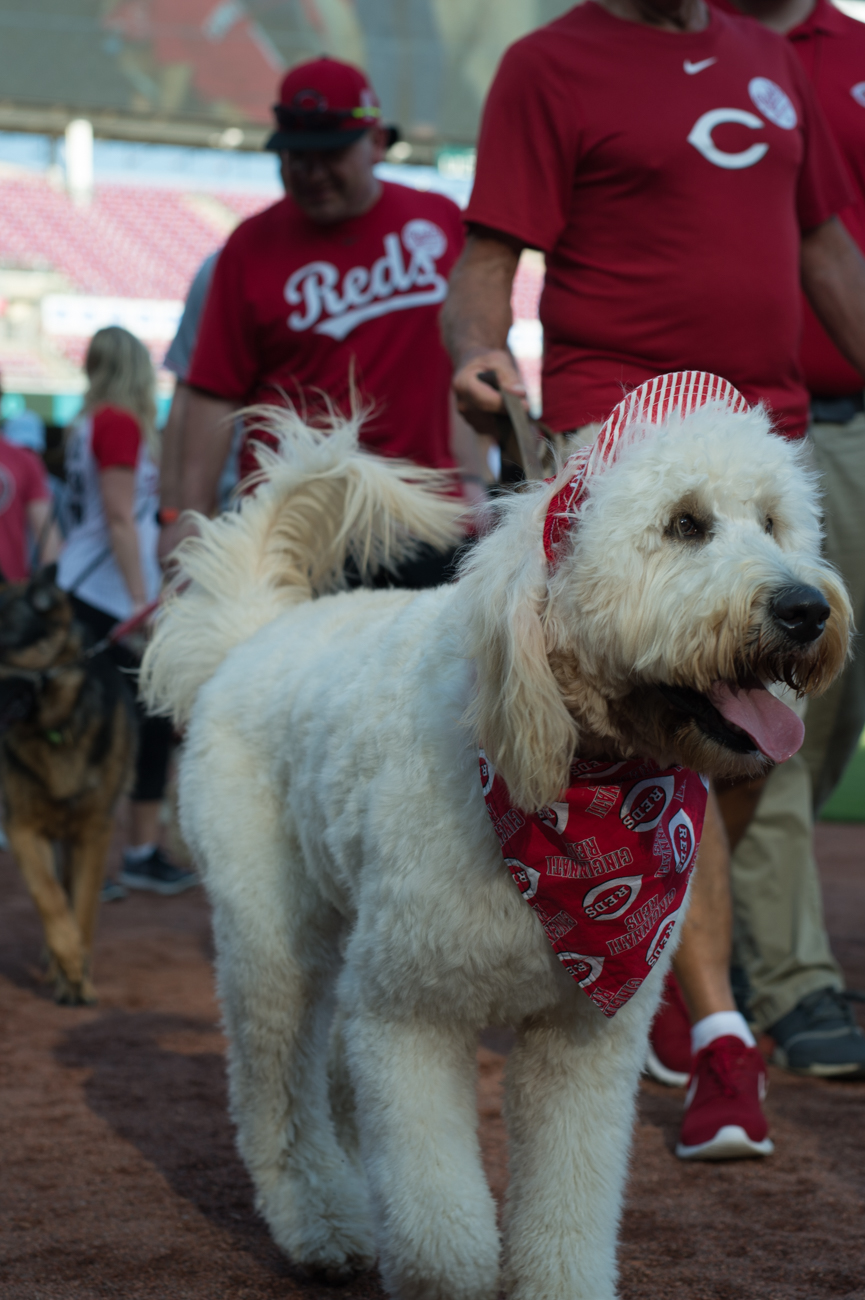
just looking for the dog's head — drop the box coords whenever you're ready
[461,400,851,811]
[0,565,75,671]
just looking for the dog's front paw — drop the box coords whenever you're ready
[52,970,97,1006]
[257,1167,376,1279]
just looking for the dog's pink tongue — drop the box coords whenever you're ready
[708,681,805,763]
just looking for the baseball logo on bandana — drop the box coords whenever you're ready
[620,775,675,833]
[668,808,697,873]
[646,908,683,968]
[537,803,570,834]
[583,875,642,921]
[508,860,540,900]
[559,951,605,988]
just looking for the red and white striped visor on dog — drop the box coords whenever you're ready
[542,372,750,568]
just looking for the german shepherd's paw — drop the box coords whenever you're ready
[52,969,97,1006]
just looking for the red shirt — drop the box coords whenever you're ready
[466,2,851,436]
[0,437,50,583]
[188,182,464,479]
[789,0,865,395]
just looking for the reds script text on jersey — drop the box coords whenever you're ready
[189,182,464,477]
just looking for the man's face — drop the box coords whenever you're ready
[280,127,385,224]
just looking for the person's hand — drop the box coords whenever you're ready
[452,349,527,435]
[157,514,200,575]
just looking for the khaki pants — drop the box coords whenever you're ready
[731,413,865,1029]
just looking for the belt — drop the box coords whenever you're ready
[810,393,865,425]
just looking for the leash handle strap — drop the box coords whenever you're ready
[477,370,548,482]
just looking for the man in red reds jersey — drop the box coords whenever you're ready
[158,58,484,585]
[708,0,865,1082]
[443,0,865,1160]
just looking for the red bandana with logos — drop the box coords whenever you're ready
[480,750,708,1016]
[482,372,747,1015]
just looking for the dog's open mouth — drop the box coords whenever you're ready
[657,678,804,763]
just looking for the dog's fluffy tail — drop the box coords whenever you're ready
[140,407,464,727]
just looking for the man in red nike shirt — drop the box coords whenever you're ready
[443,0,865,1159]
[159,58,483,585]
[711,0,865,1082]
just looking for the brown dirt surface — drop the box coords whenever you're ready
[1,824,863,1299]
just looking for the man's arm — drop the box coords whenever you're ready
[801,217,865,375]
[441,229,526,430]
[157,387,239,570]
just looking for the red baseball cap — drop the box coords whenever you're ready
[266,57,395,152]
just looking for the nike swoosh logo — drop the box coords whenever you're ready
[684,57,717,74]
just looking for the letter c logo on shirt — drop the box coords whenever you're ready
[688,77,798,171]
[687,107,769,170]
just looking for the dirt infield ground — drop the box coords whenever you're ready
[1,824,863,1300]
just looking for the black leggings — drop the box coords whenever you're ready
[70,596,173,804]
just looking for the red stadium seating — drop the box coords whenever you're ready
[0,171,543,397]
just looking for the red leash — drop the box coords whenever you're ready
[85,596,161,660]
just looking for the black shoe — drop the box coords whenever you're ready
[768,987,865,1079]
[100,878,127,903]
[119,847,198,896]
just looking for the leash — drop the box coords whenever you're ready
[80,597,161,662]
[476,370,563,482]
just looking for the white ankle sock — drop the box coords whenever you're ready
[124,842,155,865]
[691,1010,755,1055]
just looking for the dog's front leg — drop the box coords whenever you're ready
[503,990,649,1300]
[346,1009,500,1300]
[8,823,91,1004]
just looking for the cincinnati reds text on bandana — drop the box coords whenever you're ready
[480,752,708,1017]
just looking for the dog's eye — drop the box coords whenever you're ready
[765,517,774,535]
[672,513,703,540]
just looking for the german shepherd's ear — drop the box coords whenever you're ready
[28,564,59,612]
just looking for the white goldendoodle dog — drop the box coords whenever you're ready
[143,373,850,1300]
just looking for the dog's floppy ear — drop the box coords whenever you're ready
[461,508,578,812]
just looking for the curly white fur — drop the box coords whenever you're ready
[142,405,850,1300]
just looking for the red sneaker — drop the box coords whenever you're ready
[646,972,692,1087]
[676,1035,773,1160]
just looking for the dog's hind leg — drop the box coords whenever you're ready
[66,818,113,1002]
[344,1008,500,1300]
[8,823,92,1004]
[502,990,651,1300]
[182,743,375,1278]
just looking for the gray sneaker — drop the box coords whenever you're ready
[769,987,865,1078]
[120,847,198,896]
[100,878,128,903]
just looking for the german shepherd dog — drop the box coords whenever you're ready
[0,566,135,1004]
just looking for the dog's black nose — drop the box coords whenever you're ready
[771,585,830,644]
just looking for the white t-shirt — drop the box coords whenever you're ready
[57,410,161,621]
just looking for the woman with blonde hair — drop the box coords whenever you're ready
[58,326,195,897]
